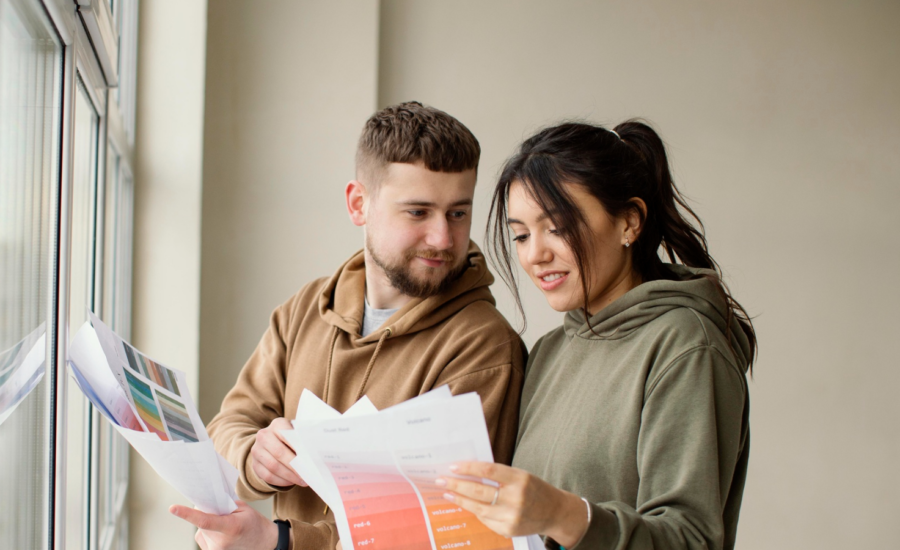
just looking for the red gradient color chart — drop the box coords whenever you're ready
[324,450,433,550]
[397,443,514,550]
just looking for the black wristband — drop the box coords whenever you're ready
[274,519,291,550]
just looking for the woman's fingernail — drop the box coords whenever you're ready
[435,478,447,487]
[449,464,459,472]
[443,493,455,502]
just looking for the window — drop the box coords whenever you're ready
[0,0,138,548]
[0,1,62,549]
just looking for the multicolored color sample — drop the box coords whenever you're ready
[158,391,199,442]
[398,443,513,550]
[326,447,514,550]
[124,369,168,440]
[328,451,433,550]
[404,471,512,550]
[122,341,180,396]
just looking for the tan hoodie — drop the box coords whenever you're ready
[207,242,525,550]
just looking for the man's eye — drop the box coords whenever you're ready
[449,211,468,220]
[408,210,426,217]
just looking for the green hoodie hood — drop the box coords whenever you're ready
[563,264,752,373]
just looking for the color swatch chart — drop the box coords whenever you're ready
[326,450,433,550]
[284,389,533,550]
[322,444,514,550]
[397,442,513,550]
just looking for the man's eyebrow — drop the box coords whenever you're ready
[396,199,473,207]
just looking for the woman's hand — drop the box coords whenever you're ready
[437,462,590,549]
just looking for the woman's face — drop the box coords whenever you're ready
[507,181,639,314]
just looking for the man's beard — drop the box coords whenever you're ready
[367,238,468,299]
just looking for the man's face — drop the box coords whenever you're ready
[363,162,477,299]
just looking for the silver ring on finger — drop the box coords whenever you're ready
[490,487,500,506]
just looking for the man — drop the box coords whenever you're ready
[171,102,525,549]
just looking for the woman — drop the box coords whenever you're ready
[436,121,755,550]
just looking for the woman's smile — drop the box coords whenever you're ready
[536,270,569,291]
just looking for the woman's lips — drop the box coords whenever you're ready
[537,272,569,291]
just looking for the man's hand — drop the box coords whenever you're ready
[169,500,279,550]
[251,417,307,488]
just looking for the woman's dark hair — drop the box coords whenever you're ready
[486,120,756,368]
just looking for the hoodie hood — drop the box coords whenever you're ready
[318,241,496,343]
[563,264,752,372]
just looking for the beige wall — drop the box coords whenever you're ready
[197,0,379,426]
[132,0,208,548]
[130,0,900,548]
[197,0,380,520]
[377,1,900,549]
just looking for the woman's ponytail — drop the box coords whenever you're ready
[614,121,713,274]
[616,120,757,368]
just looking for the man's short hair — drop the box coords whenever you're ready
[355,101,480,186]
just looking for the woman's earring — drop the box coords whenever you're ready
[624,238,630,248]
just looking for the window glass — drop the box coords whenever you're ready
[0,0,61,547]
[96,142,121,543]
[66,75,99,550]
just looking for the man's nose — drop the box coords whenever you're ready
[425,217,453,250]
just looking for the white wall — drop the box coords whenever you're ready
[377,1,900,549]
[132,0,208,547]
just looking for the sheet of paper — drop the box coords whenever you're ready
[0,323,47,426]
[344,395,378,417]
[67,322,142,430]
[67,314,237,515]
[382,385,452,413]
[118,427,238,514]
[284,390,346,510]
[87,311,208,442]
[514,536,543,550]
[283,389,526,550]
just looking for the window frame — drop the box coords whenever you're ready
[26,0,138,548]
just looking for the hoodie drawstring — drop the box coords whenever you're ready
[354,327,391,402]
[322,326,340,404]
[321,326,389,517]
[323,326,393,405]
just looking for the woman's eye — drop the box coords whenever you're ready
[512,234,529,243]
[549,228,561,235]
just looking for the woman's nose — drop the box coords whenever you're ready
[525,238,552,265]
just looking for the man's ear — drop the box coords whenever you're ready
[625,197,647,243]
[345,180,367,227]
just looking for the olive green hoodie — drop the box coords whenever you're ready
[208,242,525,550]
[512,265,751,550]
